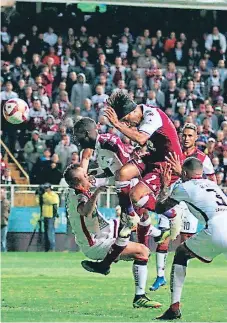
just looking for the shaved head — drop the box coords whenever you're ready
[73,118,97,149]
[182,157,203,181]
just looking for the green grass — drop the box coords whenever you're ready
[1,252,227,322]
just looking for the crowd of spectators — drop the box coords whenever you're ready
[1,8,227,192]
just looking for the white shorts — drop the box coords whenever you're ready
[180,202,198,234]
[159,202,198,234]
[83,236,117,260]
[185,214,227,262]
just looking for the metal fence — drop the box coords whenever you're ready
[0,184,119,208]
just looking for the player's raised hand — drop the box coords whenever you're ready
[160,163,172,187]
[104,107,119,127]
[165,152,182,176]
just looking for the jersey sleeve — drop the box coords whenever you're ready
[138,107,163,137]
[98,133,130,164]
[203,155,215,175]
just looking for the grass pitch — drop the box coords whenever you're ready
[1,252,227,322]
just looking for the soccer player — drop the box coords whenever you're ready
[63,164,161,309]
[74,117,168,274]
[150,123,216,291]
[154,158,227,320]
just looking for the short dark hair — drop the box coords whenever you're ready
[107,91,137,119]
[63,164,80,186]
[183,157,203,171]
[74,117,96,134]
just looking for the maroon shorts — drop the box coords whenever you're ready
[131,159,179,196]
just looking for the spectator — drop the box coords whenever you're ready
[132,77,147,104]
[205,27,226,65]
[67,151,80,167]
[24,130,46,171]
[0,81,18,103]
[22,68,35,86]
[75,59,93,84]
[164,32,176,55]
[43,27,58,47]
[204,137,217,160]
[43,47,60,66]
[40,115,59,141]
[117,35,131,59]
[1,168,15,185]
[37,85,50,110]
[170,41,187,66]
[1,26,11,44]
[146,90,161,107]
[81,99,97,121]
[103,37,116,64]
[1,188,10,252]
[206,67,222,101]
[66,71,77,97]
[137,48,157,69]
[165,79,179,109]
[95,53,110,76]
[2,61,13,84]
[152,81,165,108]
[50,102,65,125]
[41,66,54,97]
[11,57,24,83]
[71,73,92,110]
[212,156,224,173]
[28,98,47,131]
[0,153,8,174]
[91,84,109,115]
[52,125,67,148]
[31,148,52,184]
[216,171,224,186]
[110,57,126,86]
[55,134,78,171]
[172,89,193,114]
[16,79,26,99]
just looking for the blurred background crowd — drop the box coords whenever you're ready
[1,3,227,192]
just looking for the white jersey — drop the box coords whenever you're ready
[66,189,117,251]
[171,179,227,225]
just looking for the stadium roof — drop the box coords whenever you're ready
[19,0,227,10]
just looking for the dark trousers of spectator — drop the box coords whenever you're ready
[44,217,55,252]
[1,225,8,252]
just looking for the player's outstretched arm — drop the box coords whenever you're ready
[78,186,107,218]
[80,148,93,173]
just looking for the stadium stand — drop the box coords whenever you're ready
[1,3,227,196]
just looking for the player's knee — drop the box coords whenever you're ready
[115,167,129,181]
[174,243,193,266]
[129,187,140,204]
[156,238,170,253]
[135,244,150,260]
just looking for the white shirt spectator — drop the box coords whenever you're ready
[205,33,226,53]
[0,90,18,102]
[43,32,58,46]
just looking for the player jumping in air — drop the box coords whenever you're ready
[150,122,217,292]
[80,91,182,274]
[154,158,227,320]
[63,164,161,309]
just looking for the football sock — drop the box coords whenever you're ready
[101,237,129,268]
[133,260,148,296]
[156,252,168,277]
[115,181,137,216]
[137,217,151,247]
[170,264,186,305]
[170,245,193,306]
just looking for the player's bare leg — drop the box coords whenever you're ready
[157,243,194,320]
